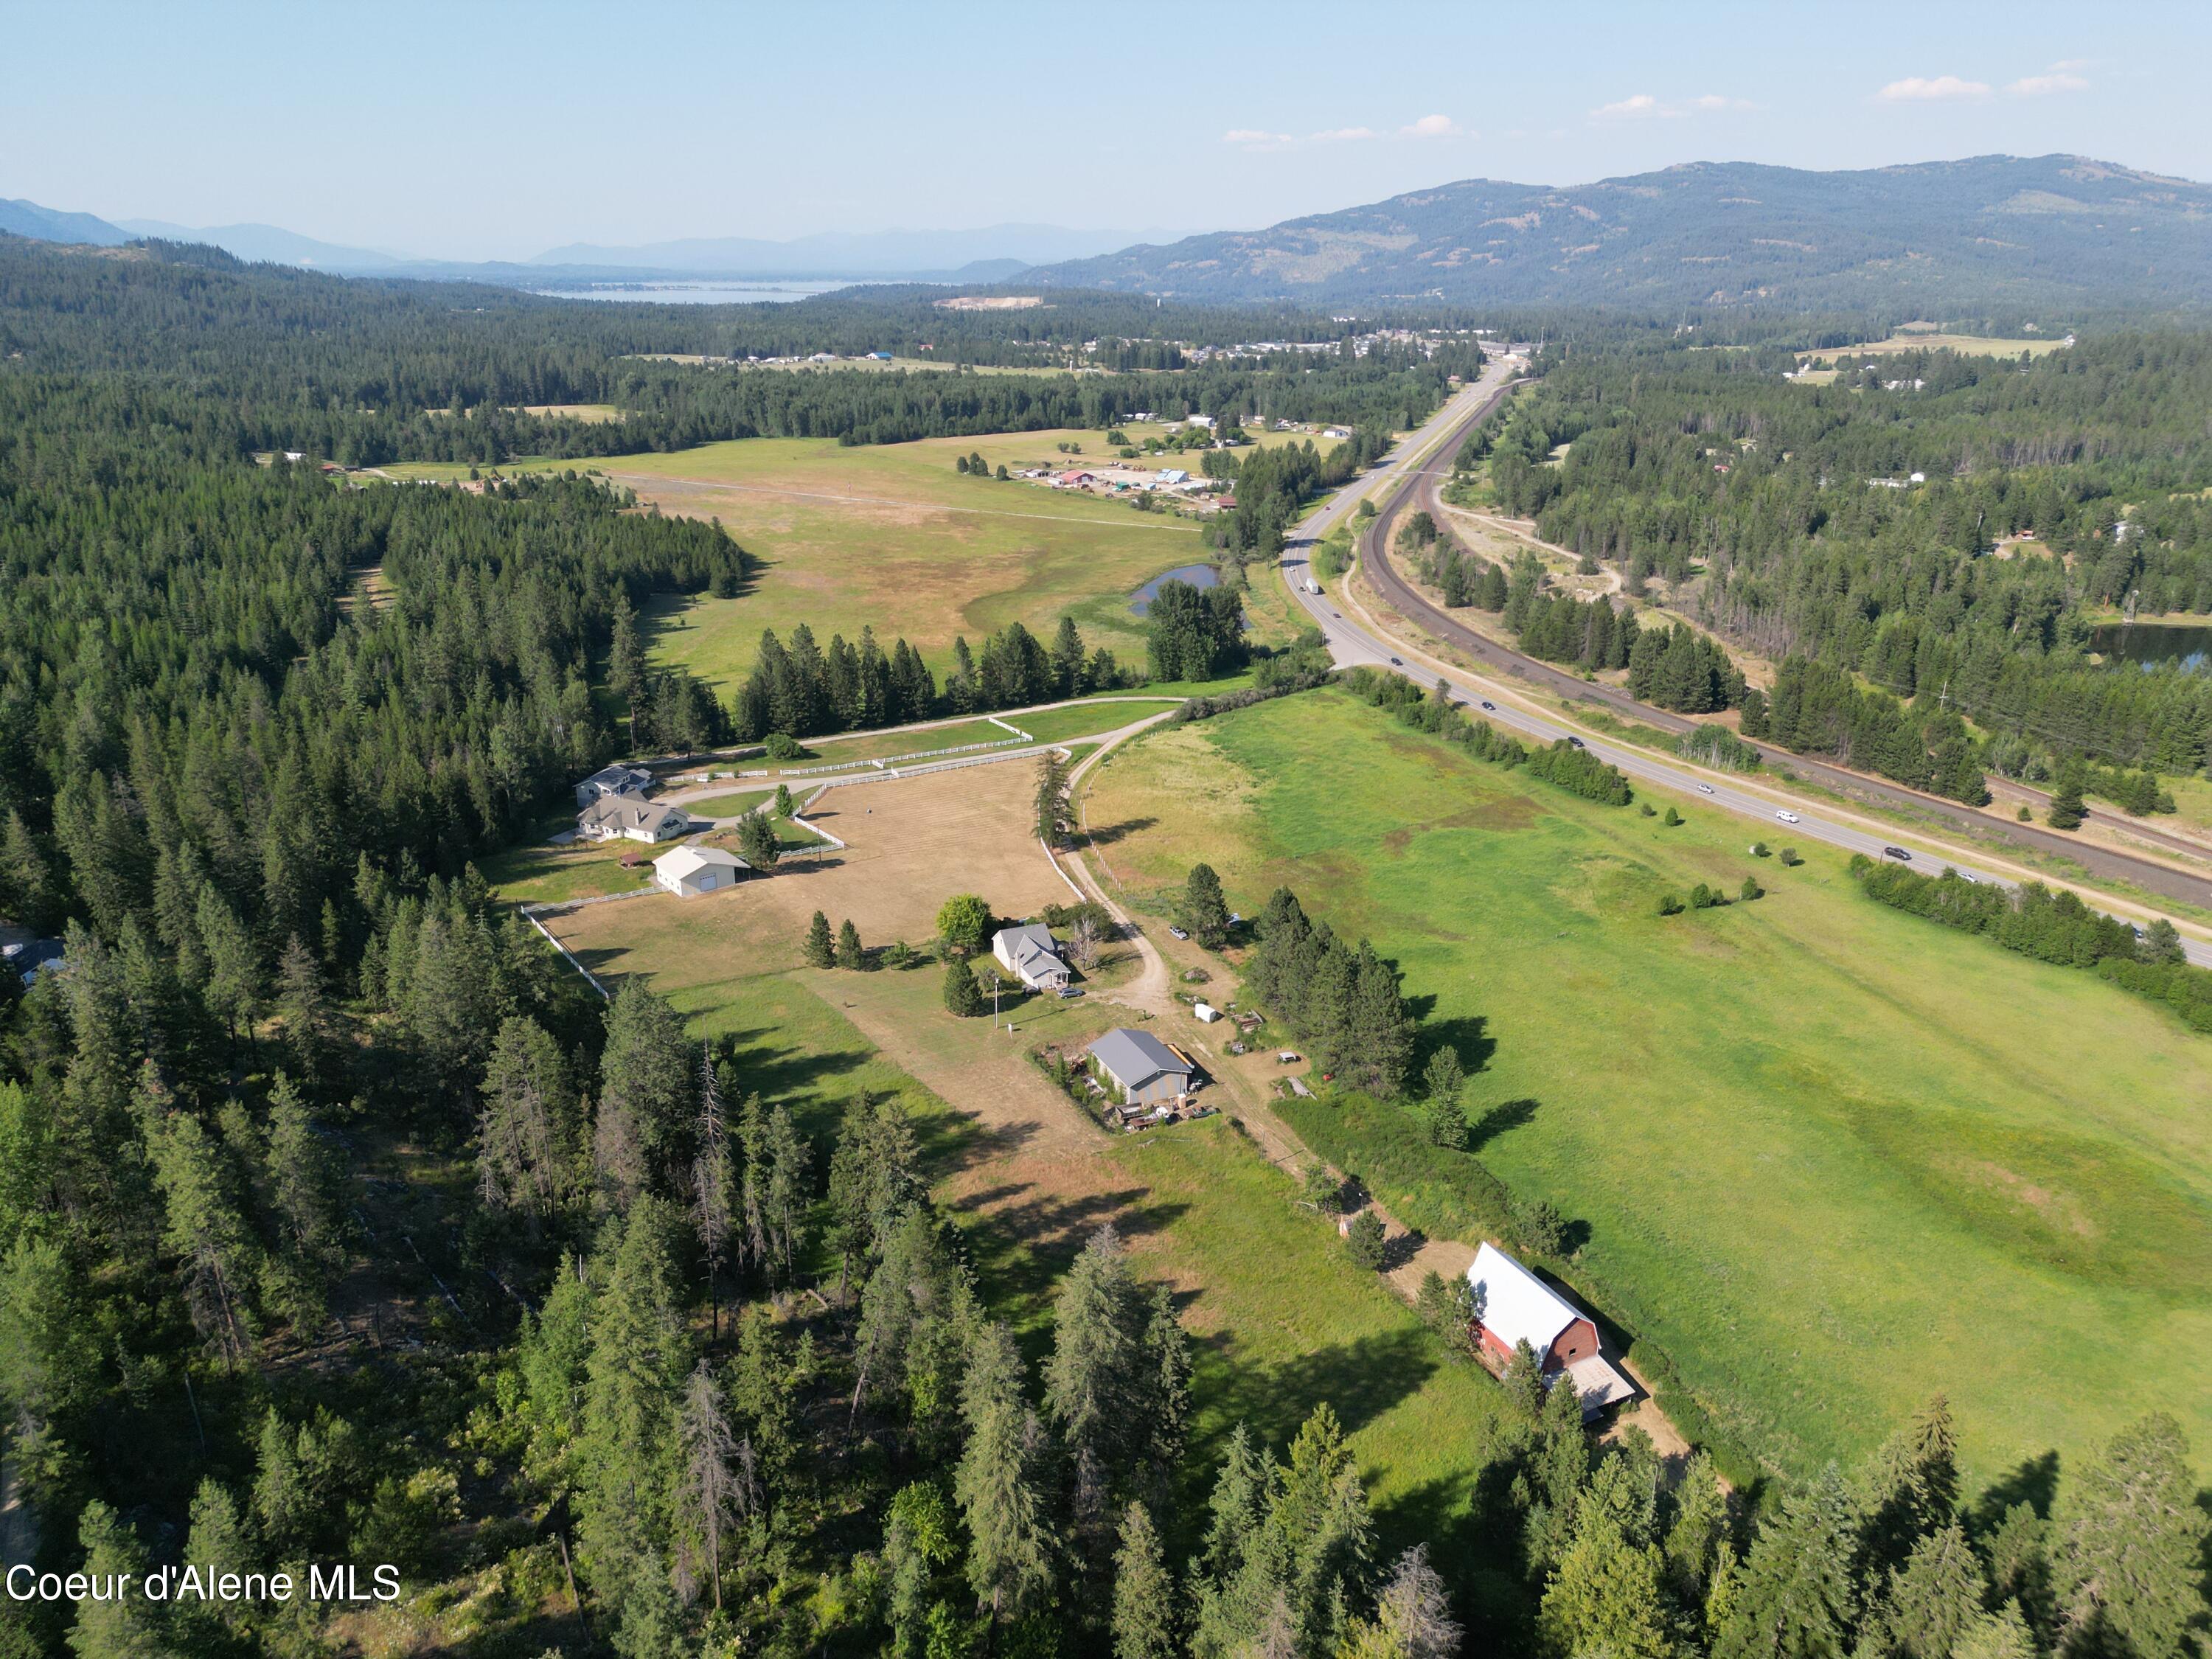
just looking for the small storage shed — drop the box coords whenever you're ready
[653,845,748,897]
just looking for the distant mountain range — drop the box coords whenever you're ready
[10,156,2210,310]
[1031,155,2212,310]
[0,201,1180,284]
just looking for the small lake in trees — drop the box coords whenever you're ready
[2090,622,2212,672]
[1130,563,1220,616]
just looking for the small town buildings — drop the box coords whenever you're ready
[1157,467,1190,485]
[1087,1027,1195,1107]
[1321,425,1353,440]
[1192,1002,1221,1023]
[575,764,654,810]
[992,922,1071,990]
[653,844,747,897]
[1058,470,1096,487]
[578,796,690,844]
[1187,414,1217,430]
[1466,1242,1634,1419]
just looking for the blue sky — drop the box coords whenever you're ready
[4,0,2204,260]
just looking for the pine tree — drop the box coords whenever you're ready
[1111,1501,1175,1659]
[612,1547,681,1659]
[150,1113,259,1367]
[1540,1481,1673,1659]
[1713,1466,1860,1659]
[886,1482,959,1659]
[692,1044,734,1334]
[1034,748,1071,846]
[66,1500,165,1659]
[1346,1209,1387,1270]
[837,917,866,970]
[1374,1546,1461,1658]
[1951,1601,2037,1659]
[672,1360,738,1610]
[1051,616,1088,697]
[479,1015,581,1225]
[804,909,837,969]
[182,1479,254,1633]
[2047,761,2087,830]
[597,981,697,1195]
[1349,944,1416,1097]
[737,810,780,869]
[1180,862,1232,947]
[2053,1413,2203,1659]
[942,957,985,1018]
[274,933,333,1085]
[264,1071,344,1290]
[1857,1394,1958,1577]
[955,1321,1056,1624]
[1865,1523,1984,1659]
[577,1199,693,1611]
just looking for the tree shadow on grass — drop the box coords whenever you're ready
[1411,1011,1496,1076]
[1971,1450,2062,1528]
[1190,1325,1443,1467]
[720,1020,874,1106]
[1467,1097,1537,1152]
[1078,816,1158,849]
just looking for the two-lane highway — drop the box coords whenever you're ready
[1276,357,2212,967]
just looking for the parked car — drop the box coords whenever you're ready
[1882,846,1912,862]
[1775,810,1801,824]
[1277,1051,1302,1064]
[1055,986,1085,999]
[1697,783,1715,795]
[1167,925,1190,941]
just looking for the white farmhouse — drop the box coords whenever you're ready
[579,796,690,844]
[992,922,1070,990]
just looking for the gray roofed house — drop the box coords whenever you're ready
[575,764,655,810]
[4,937,65,987]
[992,922,1070,990]
[577,795,689,844]
[1087,1026,1194,1107]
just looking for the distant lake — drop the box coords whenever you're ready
[2090,622,2212,672]
[531,279,888,305]
[1130,563,1220,616]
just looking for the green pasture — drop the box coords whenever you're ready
[1082,687,2212,1482]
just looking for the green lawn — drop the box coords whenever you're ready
[1082,687,2212,1484]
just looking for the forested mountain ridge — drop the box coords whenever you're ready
[1037,154,2212,311]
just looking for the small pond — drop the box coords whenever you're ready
[1130,563,1221,616]
[2089,622,2212,672]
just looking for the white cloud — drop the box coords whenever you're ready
[1591,91,1754,121]
[1224,114,1467,149]
[1593,93,1666,120]
[1875,74,1993,102]
[2008,72,2089,97]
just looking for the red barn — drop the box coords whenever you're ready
[1467,1242,1597,1372]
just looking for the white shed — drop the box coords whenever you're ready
[653,845,748,897]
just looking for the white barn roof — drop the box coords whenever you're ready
[1467,1242,1582,1354]
[655,846,745,881]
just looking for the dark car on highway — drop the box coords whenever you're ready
[1567,736,1586,749]
[1882,846,1911,861]
[1479,700,1495,711]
